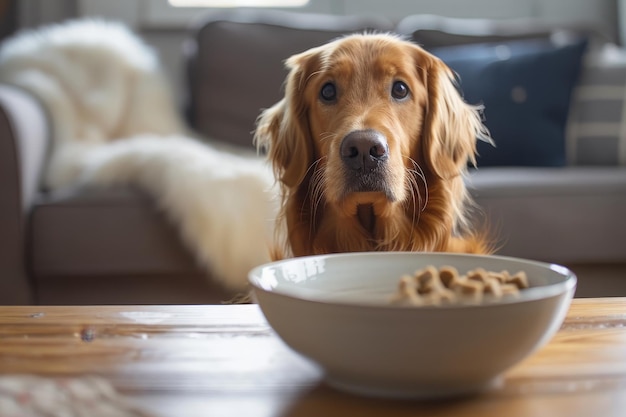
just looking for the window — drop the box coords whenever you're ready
[131,0,333,27]
[169,0,309,7]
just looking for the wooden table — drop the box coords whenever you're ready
[0,298,625,417]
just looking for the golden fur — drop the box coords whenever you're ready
[255,33,493,259]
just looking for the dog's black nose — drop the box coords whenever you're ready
[340,130,389,171]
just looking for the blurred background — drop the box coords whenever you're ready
[3,0,626,305]
[6,0,622,107]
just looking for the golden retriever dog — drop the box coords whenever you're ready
[255,33,493,259]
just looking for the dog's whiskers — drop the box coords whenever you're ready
[319,131,338,142]
[404,156,429,232]
[310,167,327,238]
[302,157,327,239]
[299,155,325,185]
[405,173,421,235]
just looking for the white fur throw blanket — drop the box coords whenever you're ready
[0,19,278,293]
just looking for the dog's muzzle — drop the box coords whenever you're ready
[339,129,393,198]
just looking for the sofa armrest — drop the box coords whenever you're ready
[0,84,50,304]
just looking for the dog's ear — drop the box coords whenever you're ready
[255,48,322,189]
[416,48,491,178]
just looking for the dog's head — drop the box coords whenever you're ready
[255,33,490,255]
[256,33,488,208]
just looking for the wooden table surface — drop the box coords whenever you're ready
[0,298,625,417]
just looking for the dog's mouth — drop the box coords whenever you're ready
[342,167,396,201]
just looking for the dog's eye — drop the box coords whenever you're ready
[391,81,410,100]
[320,82,337,103]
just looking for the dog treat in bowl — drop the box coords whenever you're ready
[391,265,529,306]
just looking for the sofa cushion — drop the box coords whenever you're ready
[30,187,202,278]
[431,38,587,167]
[186,9,392,148]
[468,166,626,264]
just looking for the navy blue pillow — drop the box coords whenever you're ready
[431,38,588,167]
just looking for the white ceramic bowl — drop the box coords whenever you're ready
[249,252,576,399]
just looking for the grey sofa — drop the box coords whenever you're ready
[1,10,626,305]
